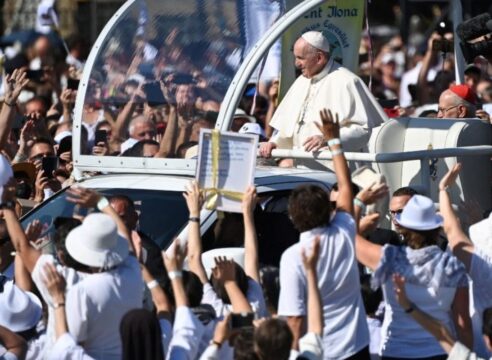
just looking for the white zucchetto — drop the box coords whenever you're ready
[301,31,331,53]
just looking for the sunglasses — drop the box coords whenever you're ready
[388,209,403,217]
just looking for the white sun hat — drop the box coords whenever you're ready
[65,213,129,269]
[0,281,42,332]
[234,108,256,123]
[395,195,443,231]
[239,123,266,138]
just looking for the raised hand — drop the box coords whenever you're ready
[92,142,109,157]
[25,220,43,243]
[356,182,389,206]
[163,240,187,272]
[212,256,236,283]
[182,180,203,217]
[315,108,341,141]
[66,186,102,208]
[301,236,320,272]
[60,89,76,109]
[439,163,462,191]
[42,263,66,304]
[392,274,412,310]
[241,186,257,217]
[4,69,29,105]
[359,213,381,235]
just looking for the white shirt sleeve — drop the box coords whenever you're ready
[198,344,220,360]
[447,341,485,360]
[0,352,18,360]
[31,255,83,307]
[470,249,492,310]
[66,285,89,343]
[165,306,205,360]
[47,333,95,360]
[298,332,324,360]
[31,255,57,306]
[159,318,172,356]
[201,283,227,318]
[277,248,306,317]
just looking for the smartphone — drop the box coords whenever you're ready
[67,78,80,91]
[94,129,108,144]
[42,156,59,179]
[58,136,72,155]
[143,81,167,107]
[26,69,45,83]
[230,312,254,329]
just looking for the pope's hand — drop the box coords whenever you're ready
[303,135,325,152]
[259,142,277,158]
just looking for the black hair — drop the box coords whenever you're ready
[482,307,492,339]
[121,140,159,157]
[360,274,382,315]
[392,186,419,198]
[53,217,91,272]
[210,262,249,304]
[288,185,332,232]
[233,327,258,360]
[164,270,204,308]
[259,266,280,315]
[176,141,198,159]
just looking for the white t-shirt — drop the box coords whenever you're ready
[278,211,369,360]
[0,345,18,360]
[448,341,491,360]
[469,249,492,358]
[31,254,88,357]
[66,256,144,360]
[367,317,382,360]
[202,279,269,319]
[373,245,468,358]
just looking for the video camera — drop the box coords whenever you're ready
[456,13,492,63]
[432,22,454,53]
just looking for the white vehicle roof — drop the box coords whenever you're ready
[77,166,337,192]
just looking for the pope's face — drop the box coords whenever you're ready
[293,38,325,79]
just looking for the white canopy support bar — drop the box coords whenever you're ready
[267,145,492,194]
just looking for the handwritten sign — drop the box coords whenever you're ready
[196,129,258,213]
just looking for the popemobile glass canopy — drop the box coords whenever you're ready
[72,0,326,175]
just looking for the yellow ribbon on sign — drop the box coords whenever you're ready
[203,129,244,210]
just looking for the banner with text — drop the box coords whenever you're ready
[280,0,365,98]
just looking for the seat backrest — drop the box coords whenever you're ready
[369,117,492,226]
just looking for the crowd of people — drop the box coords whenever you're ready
[1,107,492,360]
[1,2,492,360]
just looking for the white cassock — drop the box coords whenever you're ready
[270,58,387,152]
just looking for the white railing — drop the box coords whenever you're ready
[269,145,492,194]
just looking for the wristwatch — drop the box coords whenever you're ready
[0,201,15,210]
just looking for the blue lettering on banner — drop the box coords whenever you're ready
[327,6,358,18]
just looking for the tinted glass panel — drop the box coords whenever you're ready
[79,0,254,159]
[21,188,188,249]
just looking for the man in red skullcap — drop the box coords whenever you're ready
[437,84,477,118]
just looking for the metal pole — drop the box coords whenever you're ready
[419,158,431,195]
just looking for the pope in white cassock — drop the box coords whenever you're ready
[259,31,387,159]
